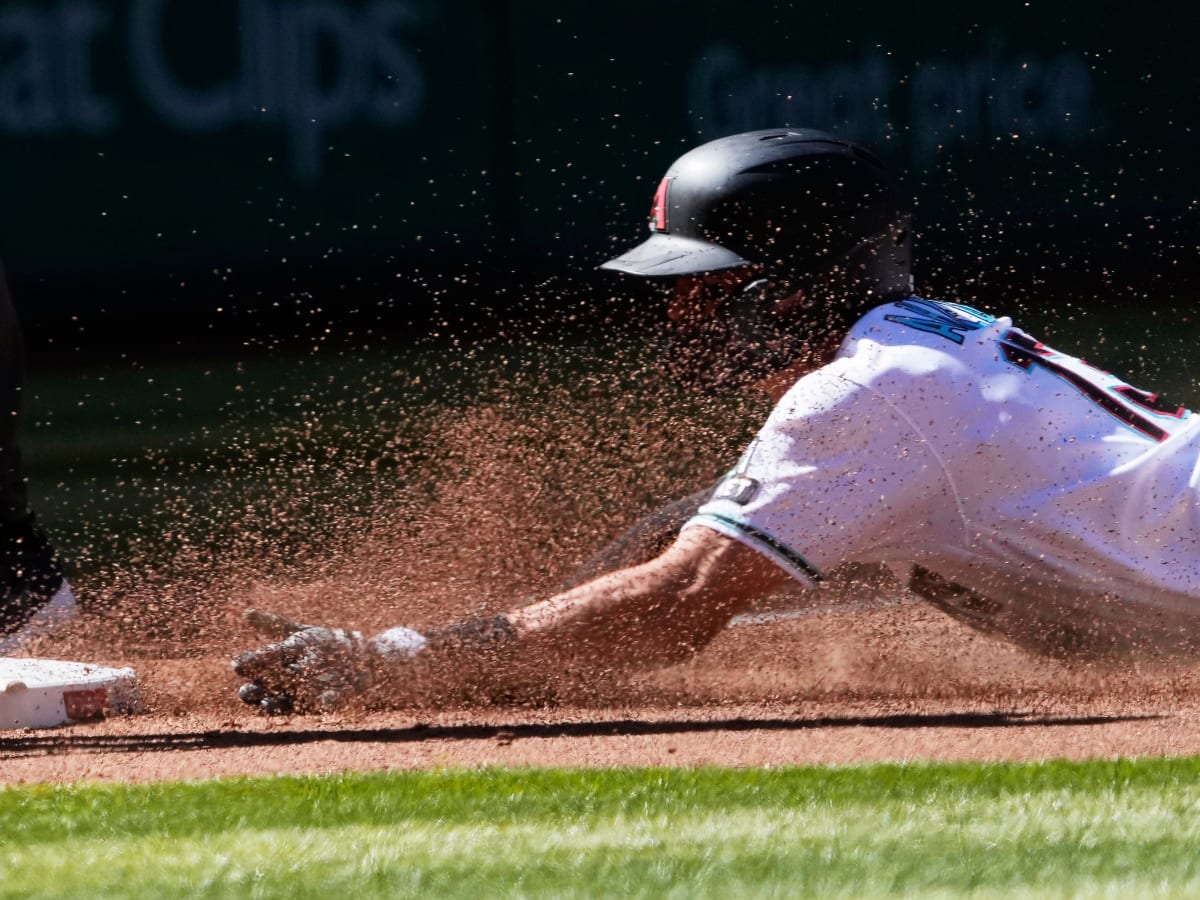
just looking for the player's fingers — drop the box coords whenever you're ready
[244,607,310,639]
[237,680,295,714]
[231,649,270,679]
[237,680,268,706]
[313,684,355,712]
[260,692,294,715]
[231,634,309,679]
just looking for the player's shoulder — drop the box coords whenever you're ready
[843,297,1007,351]
[824,297,1015,391]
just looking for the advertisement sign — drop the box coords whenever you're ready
[1,1,1194,315]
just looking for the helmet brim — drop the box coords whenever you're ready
[599,233,750,277]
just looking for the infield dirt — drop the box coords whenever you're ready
[6,599,1200,784]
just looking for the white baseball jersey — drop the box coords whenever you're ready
[688,298,1200,652]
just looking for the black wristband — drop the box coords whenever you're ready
[427,613,516,652]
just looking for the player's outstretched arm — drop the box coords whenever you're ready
[232,526,788,713]
[508,525,786,663]
[560,482,838,622]
[557,485,718,589]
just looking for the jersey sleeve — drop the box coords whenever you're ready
[686,361,962,586]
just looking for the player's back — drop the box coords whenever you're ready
[839,299,1200,654]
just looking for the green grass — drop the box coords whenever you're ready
[4,760,1200,898]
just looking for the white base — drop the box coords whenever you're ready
[0,657,141,730]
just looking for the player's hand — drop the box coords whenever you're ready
[231,609,375,714]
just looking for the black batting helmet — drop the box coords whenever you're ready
[601,128,912,304]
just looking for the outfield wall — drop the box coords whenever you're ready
[1,0,1196,324]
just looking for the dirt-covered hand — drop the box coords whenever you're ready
[232,609,376,713]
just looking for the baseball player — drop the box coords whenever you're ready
[0,261,76,655]
[233,128,1200,713]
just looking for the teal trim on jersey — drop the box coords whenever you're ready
[690,512,823,584]
[883,298,995,345]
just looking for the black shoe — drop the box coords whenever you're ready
[0,579,77,655]
[0,515,75,655]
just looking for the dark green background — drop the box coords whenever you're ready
[2,0,1197,643]
[1,0,1197,327]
